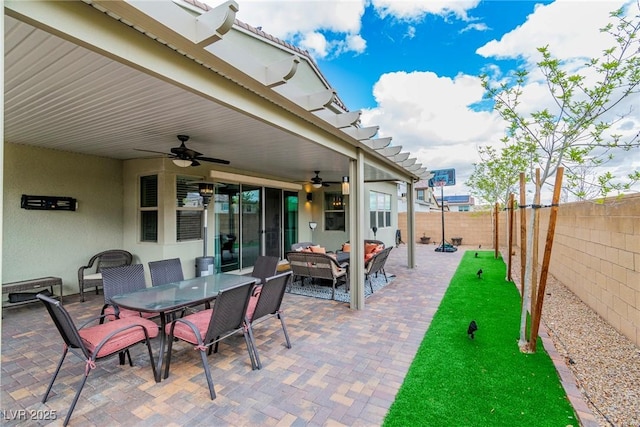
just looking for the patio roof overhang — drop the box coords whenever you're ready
[4,0,427,186]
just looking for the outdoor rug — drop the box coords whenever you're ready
[286,273,396,303]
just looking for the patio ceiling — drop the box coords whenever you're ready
[4,9,414,186]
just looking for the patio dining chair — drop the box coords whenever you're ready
[163,280,256,399]
[37,293,158,427]
[248,255,279,284]
[245,271,293,370]
[365,246,392,293]
[148,258,184,286]
[101,264,158,321]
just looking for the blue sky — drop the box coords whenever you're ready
[317,1,548,110]
[232,0,639,201]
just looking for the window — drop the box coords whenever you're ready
[417,189,425,201]
[369,191,392,229]
[459,205,470,212]
[140,175,158,242]
[176,176,203,241]
[324,192,345,231]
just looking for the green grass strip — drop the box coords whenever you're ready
[384,251,577,427]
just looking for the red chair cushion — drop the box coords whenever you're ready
[245,286,262,323]
[165,309,213,344]
[104,306,158,322]
[365,243,378,254]
[79,317,158,358]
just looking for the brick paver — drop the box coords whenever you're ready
[0,245,593,426]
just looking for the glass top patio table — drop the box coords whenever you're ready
[111,273,258,382]
[110,273,256,314]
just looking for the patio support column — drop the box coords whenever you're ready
[349,152,365,309]
[406,180,416,268]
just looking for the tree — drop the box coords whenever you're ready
[466,142,531,206]
[475,3,640,352]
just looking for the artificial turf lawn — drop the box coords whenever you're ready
[383,250,578,427]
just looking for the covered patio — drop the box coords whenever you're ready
[3,0,424,309]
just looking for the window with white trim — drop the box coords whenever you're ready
[369,191,392,229]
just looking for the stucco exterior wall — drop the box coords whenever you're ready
[2,143,124,296]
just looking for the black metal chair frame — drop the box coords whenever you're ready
[37,294,157,427]
[245,271,293,370]
[163,281,256,400]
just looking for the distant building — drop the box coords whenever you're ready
[435,195,475,212]
[397,180,475,212]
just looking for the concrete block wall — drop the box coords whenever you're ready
[499,193,639,347]
[399,194,639,346]
[398,210,494,248]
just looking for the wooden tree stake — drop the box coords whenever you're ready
[529,167,564,352]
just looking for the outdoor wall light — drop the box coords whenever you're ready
[306,192,313,202]
[341,176,350,195]
[309,221,318,231]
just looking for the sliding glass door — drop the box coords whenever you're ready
[214,183,298,273]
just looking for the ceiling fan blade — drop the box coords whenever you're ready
[190,159,201,167]
[134,148,173,156]
[197,156,231,165]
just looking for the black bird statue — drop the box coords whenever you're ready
[477,268,483,279]
[475,252,478,258]
[467,320,478,339]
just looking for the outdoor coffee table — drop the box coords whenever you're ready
[111,273,257,382]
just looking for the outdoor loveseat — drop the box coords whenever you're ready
[285,251,348,300]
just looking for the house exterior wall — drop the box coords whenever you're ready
[2,143,124,296]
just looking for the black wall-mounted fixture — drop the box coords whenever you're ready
[306,192,313,202]
[21,195,77,211]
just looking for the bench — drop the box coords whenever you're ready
[2,276,63,309]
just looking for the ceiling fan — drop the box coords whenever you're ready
[309,171,338,188]
[135,135,230,167]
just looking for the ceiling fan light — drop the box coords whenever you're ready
[172,159,192,168]
[312,182,323,189]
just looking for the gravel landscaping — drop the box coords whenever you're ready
[506,253,640,427]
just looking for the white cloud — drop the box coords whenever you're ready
[299,32,329,58]
[459,22,489,33]
[232,0,367,57]
[477,0,627,65]
[360,71,507,195]
[370,0,480,21]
